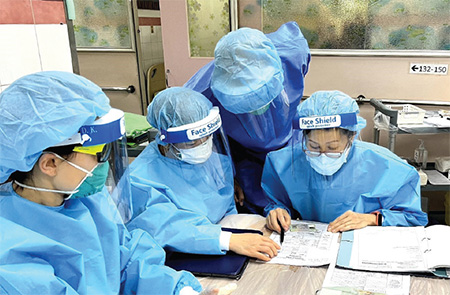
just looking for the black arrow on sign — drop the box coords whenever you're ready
[411,65,419,72]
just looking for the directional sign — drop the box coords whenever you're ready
[409,63,448,75]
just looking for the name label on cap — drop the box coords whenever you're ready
[186,115,222,140]
[300,115,341,129]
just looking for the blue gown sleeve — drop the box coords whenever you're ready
[377,169,428,226]
[261,152,294,217]
[127,177,225,255]
[225,191,238,216]
[119,228,202,295]
[0,217,80,295]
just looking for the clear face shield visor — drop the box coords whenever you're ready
[292,112,358,177]
[159,107,232,165]
[234,89,291,151]
[54,108,132,222]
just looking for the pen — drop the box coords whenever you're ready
[278,219,285,245]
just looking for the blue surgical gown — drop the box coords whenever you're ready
[127,141,236,255]
[0,182,201,295]
[262,140,428,226]
[184,21,311,215]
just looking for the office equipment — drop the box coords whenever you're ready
[165,228,262,280]
[265,220,339,267]
[337,225,450,278]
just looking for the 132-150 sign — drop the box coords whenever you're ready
[410,63,448,75]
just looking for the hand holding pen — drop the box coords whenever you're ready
[266,208,291,242]
[278,219,285,245]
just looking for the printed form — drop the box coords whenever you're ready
[322,256,410,295]
[350,226,428,272]
[266,220,339,266]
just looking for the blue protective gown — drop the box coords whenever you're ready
[184,22,311,215]
[0,182,201,295]
[127,141,236,255]
[262,140,428,226]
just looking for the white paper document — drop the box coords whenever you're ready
[352,227,428,271]
[266,220,339,266]
[322,258,410,295]
[337,225,450,277]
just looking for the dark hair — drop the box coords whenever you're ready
[304,128,356,138]
[8,144,79,184]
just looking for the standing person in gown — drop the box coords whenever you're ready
[185,22,311,215]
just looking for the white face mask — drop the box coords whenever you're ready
[306,146,351,176]
[172,136,213,165]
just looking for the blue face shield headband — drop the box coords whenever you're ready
[53,108,126,147]
[159,107,222,144]
[292,113,358,130]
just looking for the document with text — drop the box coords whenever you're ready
[322,256,410,295]
[265,220,339,266]
[337,225,450,278]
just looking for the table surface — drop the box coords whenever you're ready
[198,214,450,295]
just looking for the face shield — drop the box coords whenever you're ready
[159,107,231,163]
[157,107,234,202]
[232,89,291,152]
[53,108,132,222]
[281,113,360,221]
[281,111,425,224]
[293,112,358,172]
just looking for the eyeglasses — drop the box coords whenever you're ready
[302,137,351,159]
[73,143,112,163]
[174,135,211,150]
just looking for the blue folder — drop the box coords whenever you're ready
[165,227,263,280]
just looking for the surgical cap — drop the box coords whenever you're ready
[0,71,111,183]
[298,90,366,132]
[211,27,284,114]
[147,87,212,144]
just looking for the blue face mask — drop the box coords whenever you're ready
[71,162,110,198]
[306,147,350,176]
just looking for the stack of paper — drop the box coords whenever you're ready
[265,220,340,266]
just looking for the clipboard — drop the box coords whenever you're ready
[165,227,263,280]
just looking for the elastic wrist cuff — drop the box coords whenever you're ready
[219,230,232,251]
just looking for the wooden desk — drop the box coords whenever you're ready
[199,214,450,295]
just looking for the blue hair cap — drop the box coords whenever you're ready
[211,27,284,114]
[297,90,366,132]
[0,71,111,183]
[147,87,212,145]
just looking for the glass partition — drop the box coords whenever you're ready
[186,0,231,57]
[73,0,134,50]
[238,0,450,54]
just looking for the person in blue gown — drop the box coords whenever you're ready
[0,72,203,295]
[184,22,311,215]
[263,90,428,234]
[127,87,279,261]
